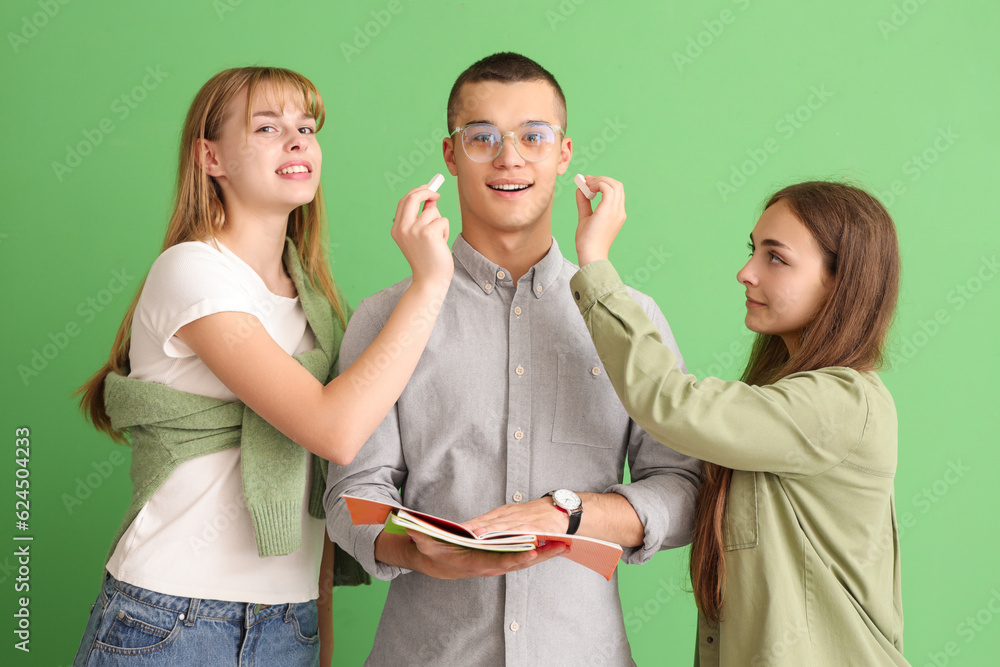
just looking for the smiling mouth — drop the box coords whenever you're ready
[277,165,310,175]
[488,183,531,192]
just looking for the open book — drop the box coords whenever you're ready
[341,494,624,581]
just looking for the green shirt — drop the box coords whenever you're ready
[570,260,907,666]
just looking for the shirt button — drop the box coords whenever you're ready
[514,306,522,316]
[515,365,524,376]
[514,429,524,440]
[510,621,520,632]
[706,636,715,644]
[574,291,581,300]
[512,492,523,502]
[484,282,492,291]
[178,613,186,621]
[591,366,601,376]
[535,284,542,294]
[497,270,506,280]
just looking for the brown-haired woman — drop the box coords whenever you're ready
[73,67,453,666]
[570,177,908,665]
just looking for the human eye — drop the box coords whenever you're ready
[768,252,787,265]
[298,125,316,134]
[256,125,277,134]
[468,128,497,145]
[521,125,551,144]
[747,241,755,257]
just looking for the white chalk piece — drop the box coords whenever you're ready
[575,173,595,200]
[428,173,446,192]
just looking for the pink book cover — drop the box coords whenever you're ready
[341,495,623,581]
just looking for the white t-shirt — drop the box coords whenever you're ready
[106,240,324,604]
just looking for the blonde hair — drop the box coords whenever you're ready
[78,67,345,442]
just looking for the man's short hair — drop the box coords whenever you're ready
[447,52,567,131]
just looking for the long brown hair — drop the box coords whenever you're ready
[690,181,901,621]
[78,67,345,443]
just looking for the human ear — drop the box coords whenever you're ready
[556,136,572,176]
[442,137,459,177]
[196,138,224,178]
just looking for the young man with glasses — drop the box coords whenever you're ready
[326,52,699,665]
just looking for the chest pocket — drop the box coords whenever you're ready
[551,353,627,449]
[723,470,759,551]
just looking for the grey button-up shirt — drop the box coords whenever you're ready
[325,235,700,666]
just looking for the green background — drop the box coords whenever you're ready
[2,0,998,665]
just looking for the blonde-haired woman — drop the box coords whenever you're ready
[73,67,452,666]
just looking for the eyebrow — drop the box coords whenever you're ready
[252,110,315,120]
[749,234,792,250]
[460,119,553,128]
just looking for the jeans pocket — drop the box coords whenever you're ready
[96,592,182,654]
[287,601,319,646]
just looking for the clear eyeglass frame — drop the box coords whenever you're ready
[450,122,564,163]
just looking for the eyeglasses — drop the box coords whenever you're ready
[450,122,564,163]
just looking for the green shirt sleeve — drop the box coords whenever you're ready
[569,260,870,478]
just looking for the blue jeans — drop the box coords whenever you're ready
[73,573,320,666]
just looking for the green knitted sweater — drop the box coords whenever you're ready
[103,238,368,586]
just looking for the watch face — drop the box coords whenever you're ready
[553,489,581,511]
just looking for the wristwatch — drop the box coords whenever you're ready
[545,489,583,535]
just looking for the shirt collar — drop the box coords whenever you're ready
[452,234,564,299]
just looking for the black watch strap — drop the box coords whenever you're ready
[564,507,582,535]
[544,490,583,535]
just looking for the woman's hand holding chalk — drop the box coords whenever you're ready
[428,173,445,193]
[575,173,596,200]
[574,174,626,267]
